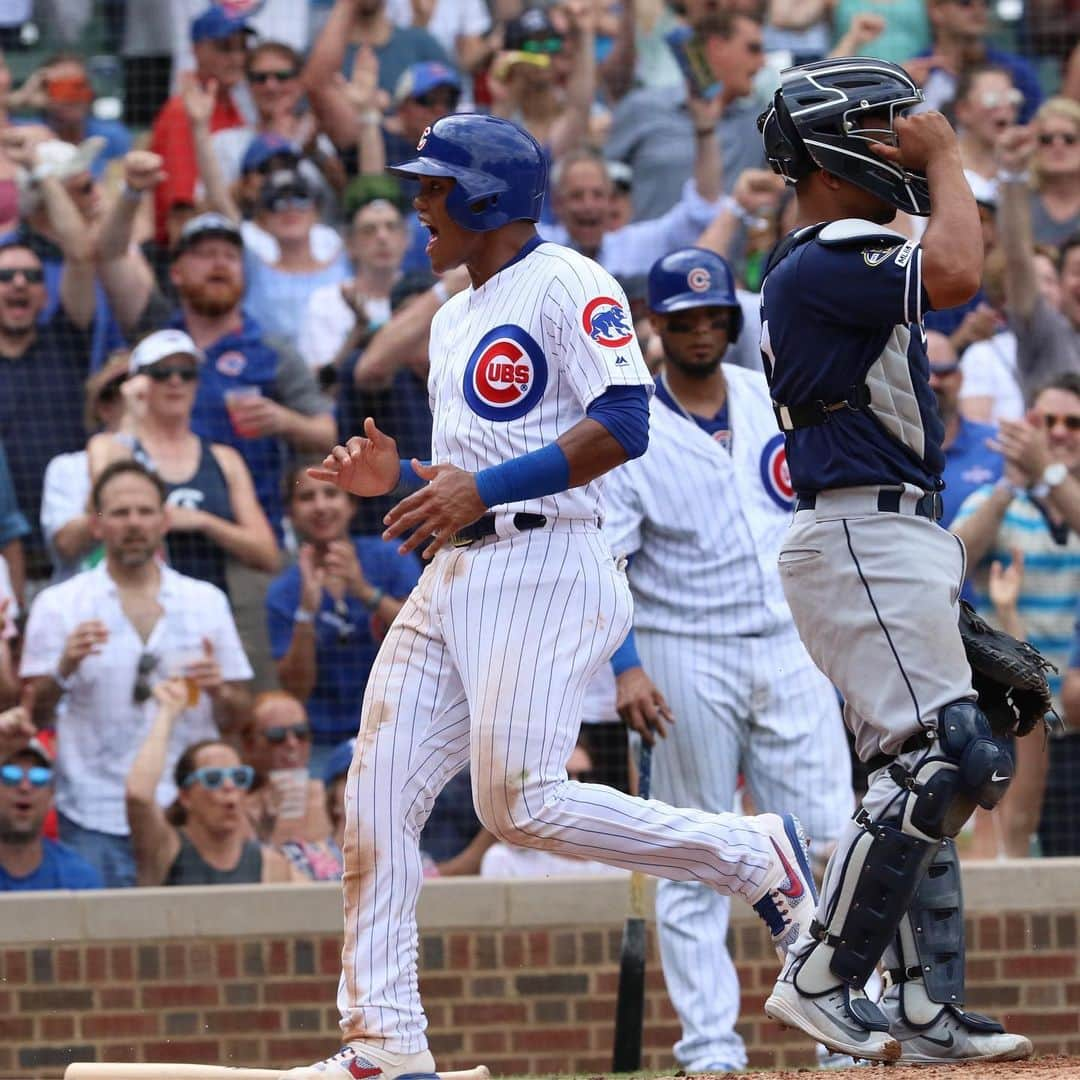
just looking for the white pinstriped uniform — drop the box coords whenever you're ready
[604,366,854,1071]
[336,242,785,1052]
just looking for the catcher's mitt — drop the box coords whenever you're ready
[959,600,1057,738]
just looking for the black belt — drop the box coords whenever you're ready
[795,489,943,522]
[865,729,934,774]
[449,512,547,548]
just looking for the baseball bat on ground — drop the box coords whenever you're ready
[611,741,653,1073]
[64,1066,491,1080]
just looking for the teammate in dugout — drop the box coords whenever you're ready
[603,247,853,1073]
[281,115,822,1080]
[756,58,1032,1062]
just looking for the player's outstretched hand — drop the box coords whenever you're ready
[869,110,958,171]
[383,462,486,559]
[308,417,401,498]
[615,667,675,746]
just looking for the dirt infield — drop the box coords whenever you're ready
[691,1056,1080,1078]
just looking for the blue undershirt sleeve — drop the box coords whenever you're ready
[585,384,650,459]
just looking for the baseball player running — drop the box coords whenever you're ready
[280,115,819,1080]
[755,58,1031,1063]
[603,246,853,1073]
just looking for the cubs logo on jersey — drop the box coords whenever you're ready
[216,350,247,377]
[759,432,795,510]
[582,297,634,348]
[462,324,548,421]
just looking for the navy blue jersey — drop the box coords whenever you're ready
[760,220,944,495]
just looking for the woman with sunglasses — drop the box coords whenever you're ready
[240,691,342,880]
[1029,97,1080,247]
[87,329,279,596]
[126,679,302,886]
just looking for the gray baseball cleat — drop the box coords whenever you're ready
[765,977,902,1062]
[881,1000,1034,1063]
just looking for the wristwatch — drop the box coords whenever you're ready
[1043,462,1068,490]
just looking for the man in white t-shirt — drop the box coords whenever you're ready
[384,0,491,72]
[298,198,408,372]
[21,461,253,887]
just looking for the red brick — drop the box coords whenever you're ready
[204,1009,283,1034]
[1066,982,1080,1005]
[471,1031,507,1054]
[418,975,464,999]
[217,942,238,978]
[1003,955,1076,979]
[1004,914,1028,950]
[1005,1011,1079,1035]
[102,1044,135,1061]
[503,932,524,968]
[110,945,134,980]
[269,940,289,976]
[100,987,136,1009]
[452,1002,527,1026]
[40,1016,75,1039]
[86,946,107,982]
[643,1023,682,1045]
[573,999,615,1022]
[593,971,619,994]
[319,938,341,976]
[0,1017,32,1039]
[265,981,338,1004]
[81,1013,161,1038]
[143,1041,222,1061]
[265,1038,337,1061]
[56,948,80,982]
[527,931,550,967]
[448,934,471,970]
[512,1027,590,1051]
[142,984,221,1008]
[164,944,187,978]
[967,957,998,980]
[4,950,27,983]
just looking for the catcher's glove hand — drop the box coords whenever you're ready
[959,600,1058,738]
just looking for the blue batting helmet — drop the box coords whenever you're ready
[647,247,743,343]
[387,115,547,232]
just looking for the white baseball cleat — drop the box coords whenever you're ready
[765,978,902,1062]
[882,1001,1034,1064]
[278,1044,438,1080]
[750,813,819,959]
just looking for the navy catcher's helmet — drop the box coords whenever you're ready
[758,57,931,216]
[647,247,743,343]
[387,114,547,232]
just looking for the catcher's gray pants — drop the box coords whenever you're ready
[776,486,977,981]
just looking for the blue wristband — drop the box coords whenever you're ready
[611,627,642,676]
[398,459,428,491]
[474,442,571,508]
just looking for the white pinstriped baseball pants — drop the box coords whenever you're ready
[641,625,854,1071]
[336,522,775,1052]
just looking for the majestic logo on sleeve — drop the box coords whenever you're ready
[582,296,634,348]
[759,432,794,510]
[463,324,548,421]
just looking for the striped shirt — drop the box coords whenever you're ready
[952,485,1080,703]
[430,238,652,522]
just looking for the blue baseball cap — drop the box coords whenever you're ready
[241,133,301,175]
[323,738,356,786]
[191,5,255,44]
[393,61,462,106]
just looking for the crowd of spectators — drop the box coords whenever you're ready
[0,0,1077,895]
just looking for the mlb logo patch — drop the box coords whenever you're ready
[582,296,634,348]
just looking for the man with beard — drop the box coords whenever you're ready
[0,722,102,891]
[602,248,853,1075]
[0,240,93,585]
[20,461,253,887]
[105,212,336,535]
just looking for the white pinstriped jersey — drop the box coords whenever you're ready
[604,364,796,636]
[428,239,653,521]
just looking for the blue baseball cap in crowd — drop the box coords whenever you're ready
[393,61,462,106]
[241,133,301,175]
[191,5,255,44]
[323,738,356,786]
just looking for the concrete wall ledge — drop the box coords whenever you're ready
[2,858,1078,944]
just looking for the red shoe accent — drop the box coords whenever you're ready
[771,837,805,900]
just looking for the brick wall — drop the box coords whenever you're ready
[1,863,1078,1078]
